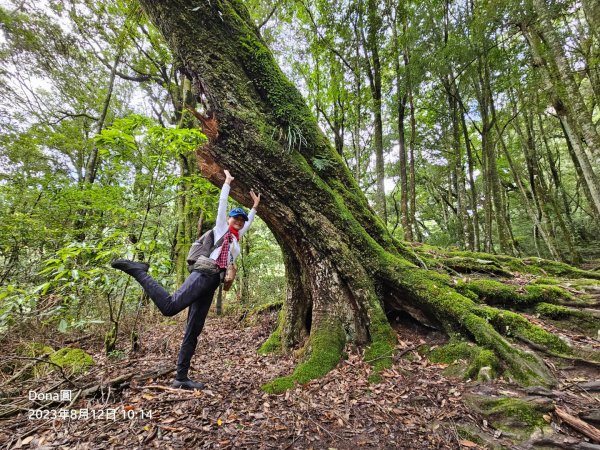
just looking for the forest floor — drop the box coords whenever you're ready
[1,303,599,450]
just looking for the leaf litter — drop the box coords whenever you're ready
[1,307,599,449]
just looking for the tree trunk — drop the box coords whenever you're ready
[84,49,122,185]
[583,0,600,40]
[137,0,599,391]
[475,54,514,255]
[404,13,418,241]
[445,74,469,250]
[537,111,579,256]
[391,4,411,241]
[533,0,600,157]
[459,103,479,251]
[521,24,600,222]
[362,0,387,222]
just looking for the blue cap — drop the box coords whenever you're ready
[228,207,249,221]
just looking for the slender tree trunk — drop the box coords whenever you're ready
[362,0,387,222]
[391,6,411,240]
[352,36,363,184]
[498,118,560,260]
[407,71,418,242]
[582,0,600,40]
[537,112,577,237]
[537,114,582,264]
[84,49,122,184]
[459,106,478,251]
[403,15,418,241]
[476,55,513,255]
[533,0,600,157]
[446,75,469,249]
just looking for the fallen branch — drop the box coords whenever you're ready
[141,384,189,393]
[526,436,600,450]
[5,355,73,384]
[555,406,600,443]
[578,381,600,392]
[80,367,175,397]
[1,360,38,387]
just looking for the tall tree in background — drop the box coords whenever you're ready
[361,0,387,222]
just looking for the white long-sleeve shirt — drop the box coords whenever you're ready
[208,183,256,264]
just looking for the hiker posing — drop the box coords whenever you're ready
[111,169,260,390]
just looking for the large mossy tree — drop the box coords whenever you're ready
[137,0,600,392]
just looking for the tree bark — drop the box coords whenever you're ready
[137,0,598,391]
[475,54,514,255]
[582,0,600,40]
[403,14,418,241]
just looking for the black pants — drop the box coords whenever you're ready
[129,269,221,380]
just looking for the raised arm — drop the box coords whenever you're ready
[239,189,260,237]
[215,170,234,230]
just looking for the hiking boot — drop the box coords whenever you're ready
[110,259,150,275]
[171,378,206,390]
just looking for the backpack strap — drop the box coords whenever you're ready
[208,231,226,255]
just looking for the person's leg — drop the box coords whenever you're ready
[174,295,214,380]
[173,279,219,389]
[111,259,215,316]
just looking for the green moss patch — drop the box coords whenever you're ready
[427,340,499,380]
[465,394,554,443]
[475,306,570,355]
[534,303,600,336]
[468,395,548,431]
[17,342,55,378]
[258,325,282,355]
[364,303,397,381]
[444,257,513,277]
[258,309,284,355]
[261,321,345,394]
[251,300,284,315]
[531,277,561,285]
[49,348,94,375]
[460,280,573,308]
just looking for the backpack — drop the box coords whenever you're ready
[186,229,225,270]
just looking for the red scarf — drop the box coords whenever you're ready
[228,225,239,241]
